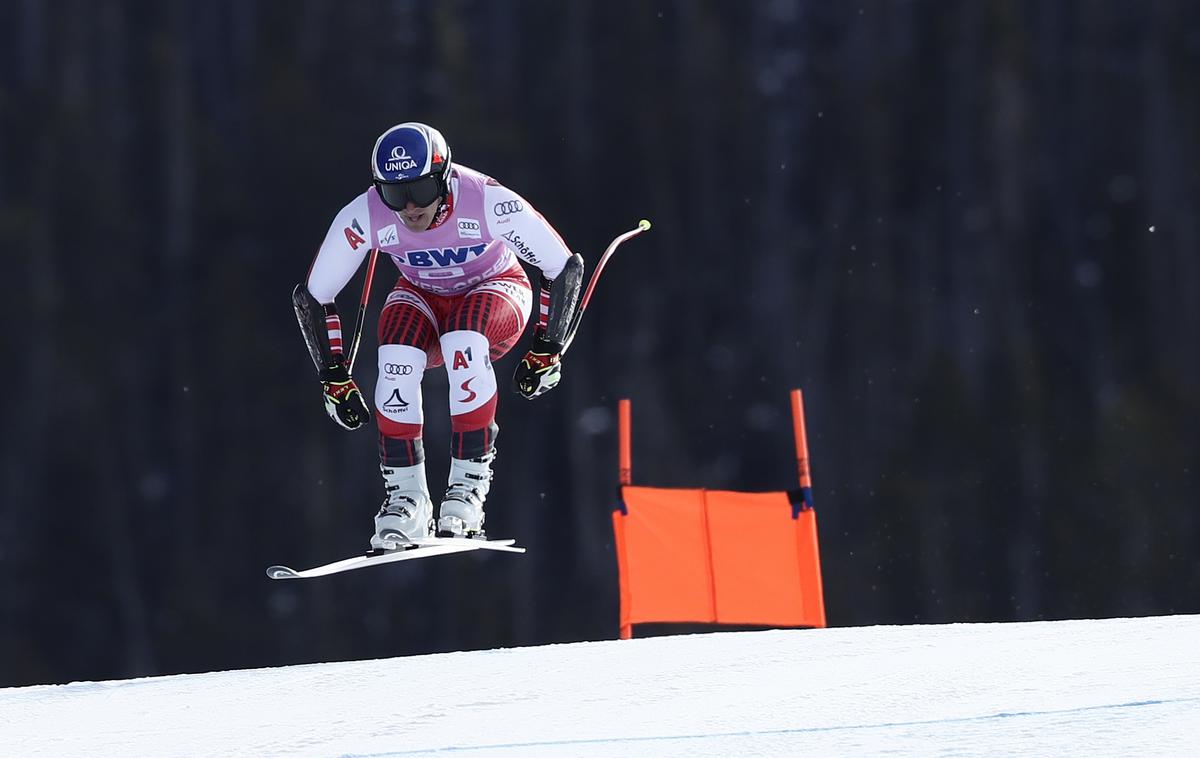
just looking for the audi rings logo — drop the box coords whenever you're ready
[384,363,414,376]
[494,200,524,216]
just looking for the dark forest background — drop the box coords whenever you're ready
[2,0,1198,687]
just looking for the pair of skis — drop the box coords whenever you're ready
[272,220,652,580]
[267,537,525,579]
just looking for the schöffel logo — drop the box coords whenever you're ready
[385,146,418,173]
[384,363,413,376]
[494,200,524,216]
[403,244,487,267]
[501,230,540,265]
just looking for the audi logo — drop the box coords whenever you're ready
[494,200,524,216]
[458,220,481,231]
[384,363,414,375]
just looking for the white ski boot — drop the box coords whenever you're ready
[437,451,495,538]
[371,461,434,550]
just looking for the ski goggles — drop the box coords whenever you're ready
[376,175,443,210]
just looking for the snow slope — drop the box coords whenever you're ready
[3,615,1199,757]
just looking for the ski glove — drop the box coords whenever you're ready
[321,364,371,430]
[513,334,563,399]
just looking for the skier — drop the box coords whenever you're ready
[294,122,582,550]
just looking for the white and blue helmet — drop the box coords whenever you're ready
[371,122,452,210]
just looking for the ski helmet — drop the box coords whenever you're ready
[371,122,453,211]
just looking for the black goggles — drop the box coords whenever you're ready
[376,175,443,210]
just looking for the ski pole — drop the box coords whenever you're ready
[346,247,380,372]
[562,219,651,355]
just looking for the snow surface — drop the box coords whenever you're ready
[3,615,1199,757]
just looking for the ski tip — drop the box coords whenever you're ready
[638,218,652,231]
[266,565,299,580]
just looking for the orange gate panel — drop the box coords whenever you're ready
[612,390,826,639]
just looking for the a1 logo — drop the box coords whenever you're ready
[453,347,473,370]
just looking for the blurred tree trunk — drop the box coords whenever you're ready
[933,1,990,618]
[625,2,688,489]
[1,0,59,679]
[164,0,202,606]
[749,0,805,481]
[1142,2,1199,387]
[97,0,158,675]
[992,0,1043,620]
[561,0,608,636]
[1130,0,1197,607]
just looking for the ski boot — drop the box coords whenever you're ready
[371,461,434,550]
[436,450,495,538]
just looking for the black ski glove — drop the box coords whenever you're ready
[320,363,371,430]
[513,334,563,399]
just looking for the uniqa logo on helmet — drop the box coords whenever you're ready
[386,146,418,173]
[372,125,434,182]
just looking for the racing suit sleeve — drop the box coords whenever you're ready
[483,182,576,337]
[306,192,374,303]
[301,191,373,366]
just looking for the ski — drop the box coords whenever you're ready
[266,537,525,580]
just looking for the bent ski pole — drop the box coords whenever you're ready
[346,247,380,372]
[562,219,651,355]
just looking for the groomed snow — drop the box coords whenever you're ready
[3,614,1199,756]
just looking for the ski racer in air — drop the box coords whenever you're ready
[295,122,582,549]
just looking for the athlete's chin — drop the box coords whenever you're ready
[401,216,432,232]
